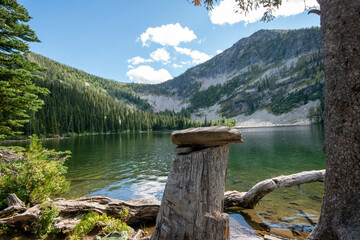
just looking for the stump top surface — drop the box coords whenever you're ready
[171,126,242,147]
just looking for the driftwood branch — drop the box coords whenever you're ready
[224,169,325,209]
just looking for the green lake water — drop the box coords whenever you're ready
[2,125,325,238]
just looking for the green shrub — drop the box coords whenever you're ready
[32,202,60,238]
[70,209,130,240]
[0,135,70,207]
[0,224,9,235]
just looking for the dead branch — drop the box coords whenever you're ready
[224,169,325,209]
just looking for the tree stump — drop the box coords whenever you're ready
[151,126,242,240]
[0,194,26,217]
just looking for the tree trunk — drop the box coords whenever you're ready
[151,146,230,240]
[308,1,360,239]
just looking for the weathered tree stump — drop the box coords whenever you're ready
[0,194,26,217]
[151,126,242,240]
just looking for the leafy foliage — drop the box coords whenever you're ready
[70,210,130,240]
[192,0,283,22]
[0,135,70,207]
[0,224,9,235]
[0,0,49,138]
[32,202,60,239]
[307,104,323,123]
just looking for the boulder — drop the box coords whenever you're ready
[171,126,242,148]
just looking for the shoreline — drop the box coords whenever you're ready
[0,123,322,144]
[0,131,164,144]
[235,122,316,129]
[0,136,69,143]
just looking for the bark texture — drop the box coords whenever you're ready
[151,146,230,240]
[308,1,360,239]
[0,196,160,232]
[224,170,325,209]
[52,197,160,225]
[0,194,26,217]
[0,169,326,235]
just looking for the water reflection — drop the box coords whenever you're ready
[1,126,325,238]
[226,125,324,238]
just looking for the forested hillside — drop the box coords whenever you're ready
[20,28,324,137]
[22,53,233,137]
[135,28,324,122]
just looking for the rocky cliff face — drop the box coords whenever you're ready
[135,28,324,127]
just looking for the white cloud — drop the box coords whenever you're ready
[128,56,153,65]
[181,61,191,65]
[190,50,212,64]
[172,63,183,68]
[140,23,197,46]
[216,49,223,54]
[150,48,170,62]
[128,65,134,69]
[174,47,212,64]
[174,47,191,55]
[126,65,172,84]
[210,0,320,25]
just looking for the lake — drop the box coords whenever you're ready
[3,125,325,239]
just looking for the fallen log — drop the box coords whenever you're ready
[0,169,325,233]
[0,196,160,233]
[224,169,325,209]
[52,196,160,225]
[0,204,41,231]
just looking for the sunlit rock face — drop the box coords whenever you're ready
[135,28,323,126]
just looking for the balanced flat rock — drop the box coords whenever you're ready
[174,146,193,154]
[171,126,242,147]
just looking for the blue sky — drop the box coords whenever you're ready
[19,0,320,84]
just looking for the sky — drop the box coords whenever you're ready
[19,0,320,84]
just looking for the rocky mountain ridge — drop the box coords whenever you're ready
[135,28,324,127]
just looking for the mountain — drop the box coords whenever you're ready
[26,53,152,111]
[134,28,324,127]
[22,53,223,137]
[23,28,324,136]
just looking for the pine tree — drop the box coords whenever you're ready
[0,0,49,138]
